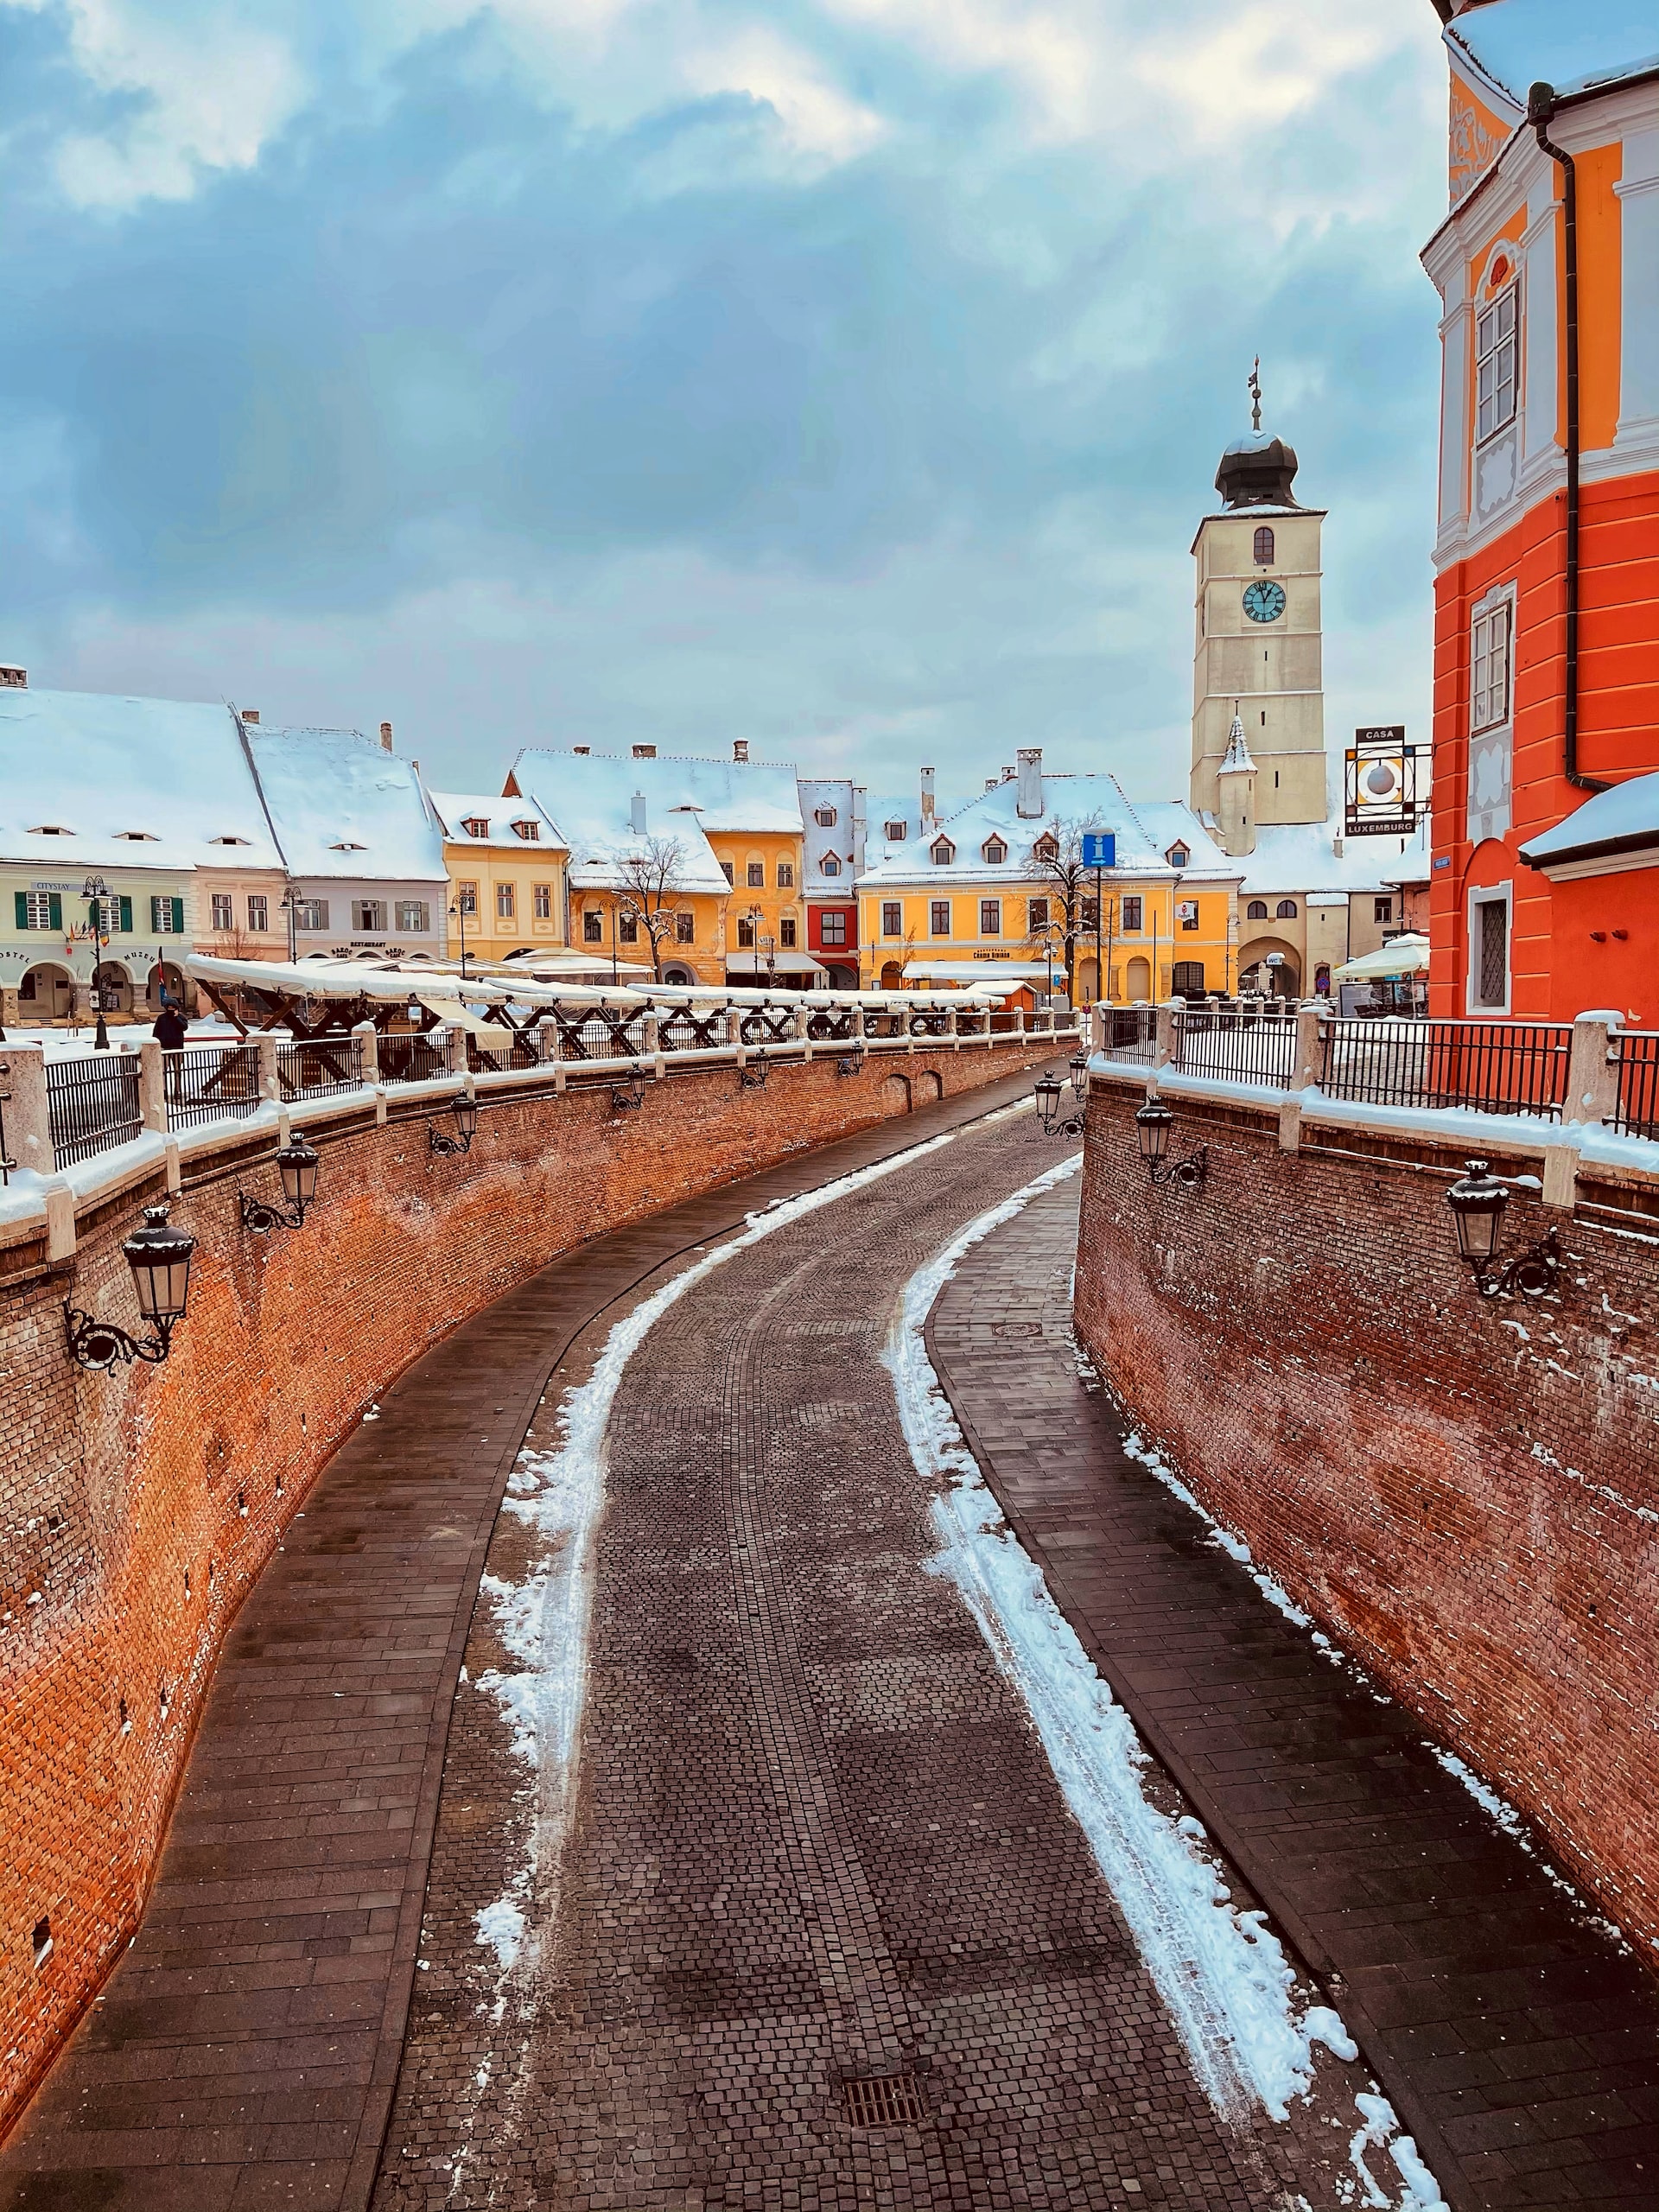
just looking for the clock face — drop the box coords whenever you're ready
[1242,579,1287,624]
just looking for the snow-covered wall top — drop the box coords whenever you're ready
[0,689,284,874]
[248,727,447,885]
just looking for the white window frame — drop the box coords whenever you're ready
[1465,880,1513,1015]
[1471,588,1514,734]
[1475,277,1520,445]
[211,893,233,931]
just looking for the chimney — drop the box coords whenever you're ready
[630,791,648,836]
[1016,747,1044,820]
[984,776,998,791]
[573,744,591,755]
[242,707,260,724]
[733,740,749,762]
[632,743,657,759]
[0,664,25,689]
[919,766,936,824]
[379,720,394,752]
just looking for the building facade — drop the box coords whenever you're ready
[425,790,569,967]
[797,778,863,988]
[1423,1,1659,1020]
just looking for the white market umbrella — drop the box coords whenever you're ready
[1333,932,1429,982]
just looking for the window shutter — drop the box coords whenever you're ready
[48,893,62,931]
[118,896,132,931]
[13,892,25,929]
[170,897,185,934]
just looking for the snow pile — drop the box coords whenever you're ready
[1350,2094,1451,2211]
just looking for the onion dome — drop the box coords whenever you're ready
[1215,430,1302,509]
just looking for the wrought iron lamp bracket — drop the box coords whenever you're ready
[1468,1226,1562,1301]
[739,1060,770,1090]
[238,1191,308,1234]
[1146,1146,1209,1190]
[835,1050,866,1078]
[428,1122,474,1155]
[1036,1103,1087,1139]
[63,1302,175,1370]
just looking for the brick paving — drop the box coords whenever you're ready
[927,1174,1659,2212]
[371,1113,1362,2211]
[0,1070,1053,2212]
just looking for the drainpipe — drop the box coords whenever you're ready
[1528,81,1610,793]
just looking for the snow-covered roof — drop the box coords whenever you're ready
[505,751,734,895]
[797,777,862,890]
[512,748,803,838]
[1236,813,1429,899]
[0,687,284,873]
[1519,771,1659,871]
[863,787,974,866]
[857,774,1237,887]
[1447,1,1659,108]
[247,726,448,884]
[427,789,566,853]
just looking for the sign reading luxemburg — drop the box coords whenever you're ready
[1080,832,1117,868]
[1344,728,1424,837]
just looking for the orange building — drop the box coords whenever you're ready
[1422,3,1659,1021]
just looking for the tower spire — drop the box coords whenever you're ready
[1248,355,1262,434]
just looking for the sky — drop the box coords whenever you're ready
[0,0,1454,804]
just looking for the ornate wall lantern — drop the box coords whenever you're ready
[1134,1098,1208,1187]
[1068,1052,1090,1101]
[429,1096,480,1155]
[836,1040,867,1078]
[65,1203,197,1369]
[1446,1158,1561,1299]
[611,1064,650,1112]
[1033,1071,1084,1138]
[739,1057,771,1090]
[239,1135,321,1232]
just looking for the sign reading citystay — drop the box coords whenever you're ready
[1344,728,1423,837]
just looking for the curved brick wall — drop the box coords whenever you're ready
[0,1039,1045,2139]
[1073,1078,1659,1961]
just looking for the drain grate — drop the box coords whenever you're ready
[841,2073,927,2128]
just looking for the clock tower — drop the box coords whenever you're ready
[1191,415,1328,851]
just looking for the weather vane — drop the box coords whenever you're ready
[1248,356,1262,433]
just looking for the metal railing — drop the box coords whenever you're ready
[1614,1031,1659,1141]
[278,1034,365,1098]
[1100,1006,1155,1064]
[1173,1007,1297,1089]
[378,1035,451,1084]
[47,1054,143,1169]
[164,1045,263,1132]
[1320,1017,1572,1119]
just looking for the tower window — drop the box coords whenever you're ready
[1476,282,1519,442]
[1253,526,1274,565]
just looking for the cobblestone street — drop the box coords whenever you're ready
[372,1106,1376,2212]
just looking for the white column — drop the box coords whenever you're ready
[1522,196,1560,468]
[1615,132,1659,453]
[1438,294,1473,528]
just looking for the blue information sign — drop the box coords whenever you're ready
[1080,831,1116,868]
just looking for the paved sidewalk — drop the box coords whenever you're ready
[0,1070,1054,2212]
[928,1176,1659,2212]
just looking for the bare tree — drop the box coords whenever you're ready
[617,836,690,982]
[1024,814,1106,1004]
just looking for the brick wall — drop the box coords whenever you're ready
[1073,1078,1659,1961]
[0,1039,1044,2137]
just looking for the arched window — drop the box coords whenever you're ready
[1247,899,1268,920]
[1276,899,1298,919]
[1253,525,1274,565]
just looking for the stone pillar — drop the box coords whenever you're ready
[1154,999,1181,1070]
[1566,1012,1621,1128]
[351,1018,378,1084]
[257,1034,282,1103]
[1294,1004,1325,1093]
[443,1025,468,1075]
[139,1040,169,1133]
[0,988,19,1033]
[536,1016,560,1064]
[2,1044,54,1179]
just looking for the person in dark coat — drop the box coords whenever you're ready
[153,1003,188,1050]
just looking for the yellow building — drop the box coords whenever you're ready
[505,744,818,988]
[425,789,569,965]
[856,754,1240,1002]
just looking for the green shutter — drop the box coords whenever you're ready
[170,897,185,935]
[118,895,132,931]
[48,893,61,931]
[13,892,25,929]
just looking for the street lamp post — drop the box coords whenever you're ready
[81,874,113,1050]
[279,883,300,963]
[448,893,471,978]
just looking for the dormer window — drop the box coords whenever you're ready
[29,823,73,836]
[1032,834,1058,864]
[510,819,540,841]
[208,835,251,847]
[461,817,489,838]
[931,836,956,866]
[814,805,837,828]
[821,853,841,877]
[884,820,906,842]
[114,830,160,842]
[982,836,1007,865]
[1166,842,1190,868]
[329,839,367,852]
